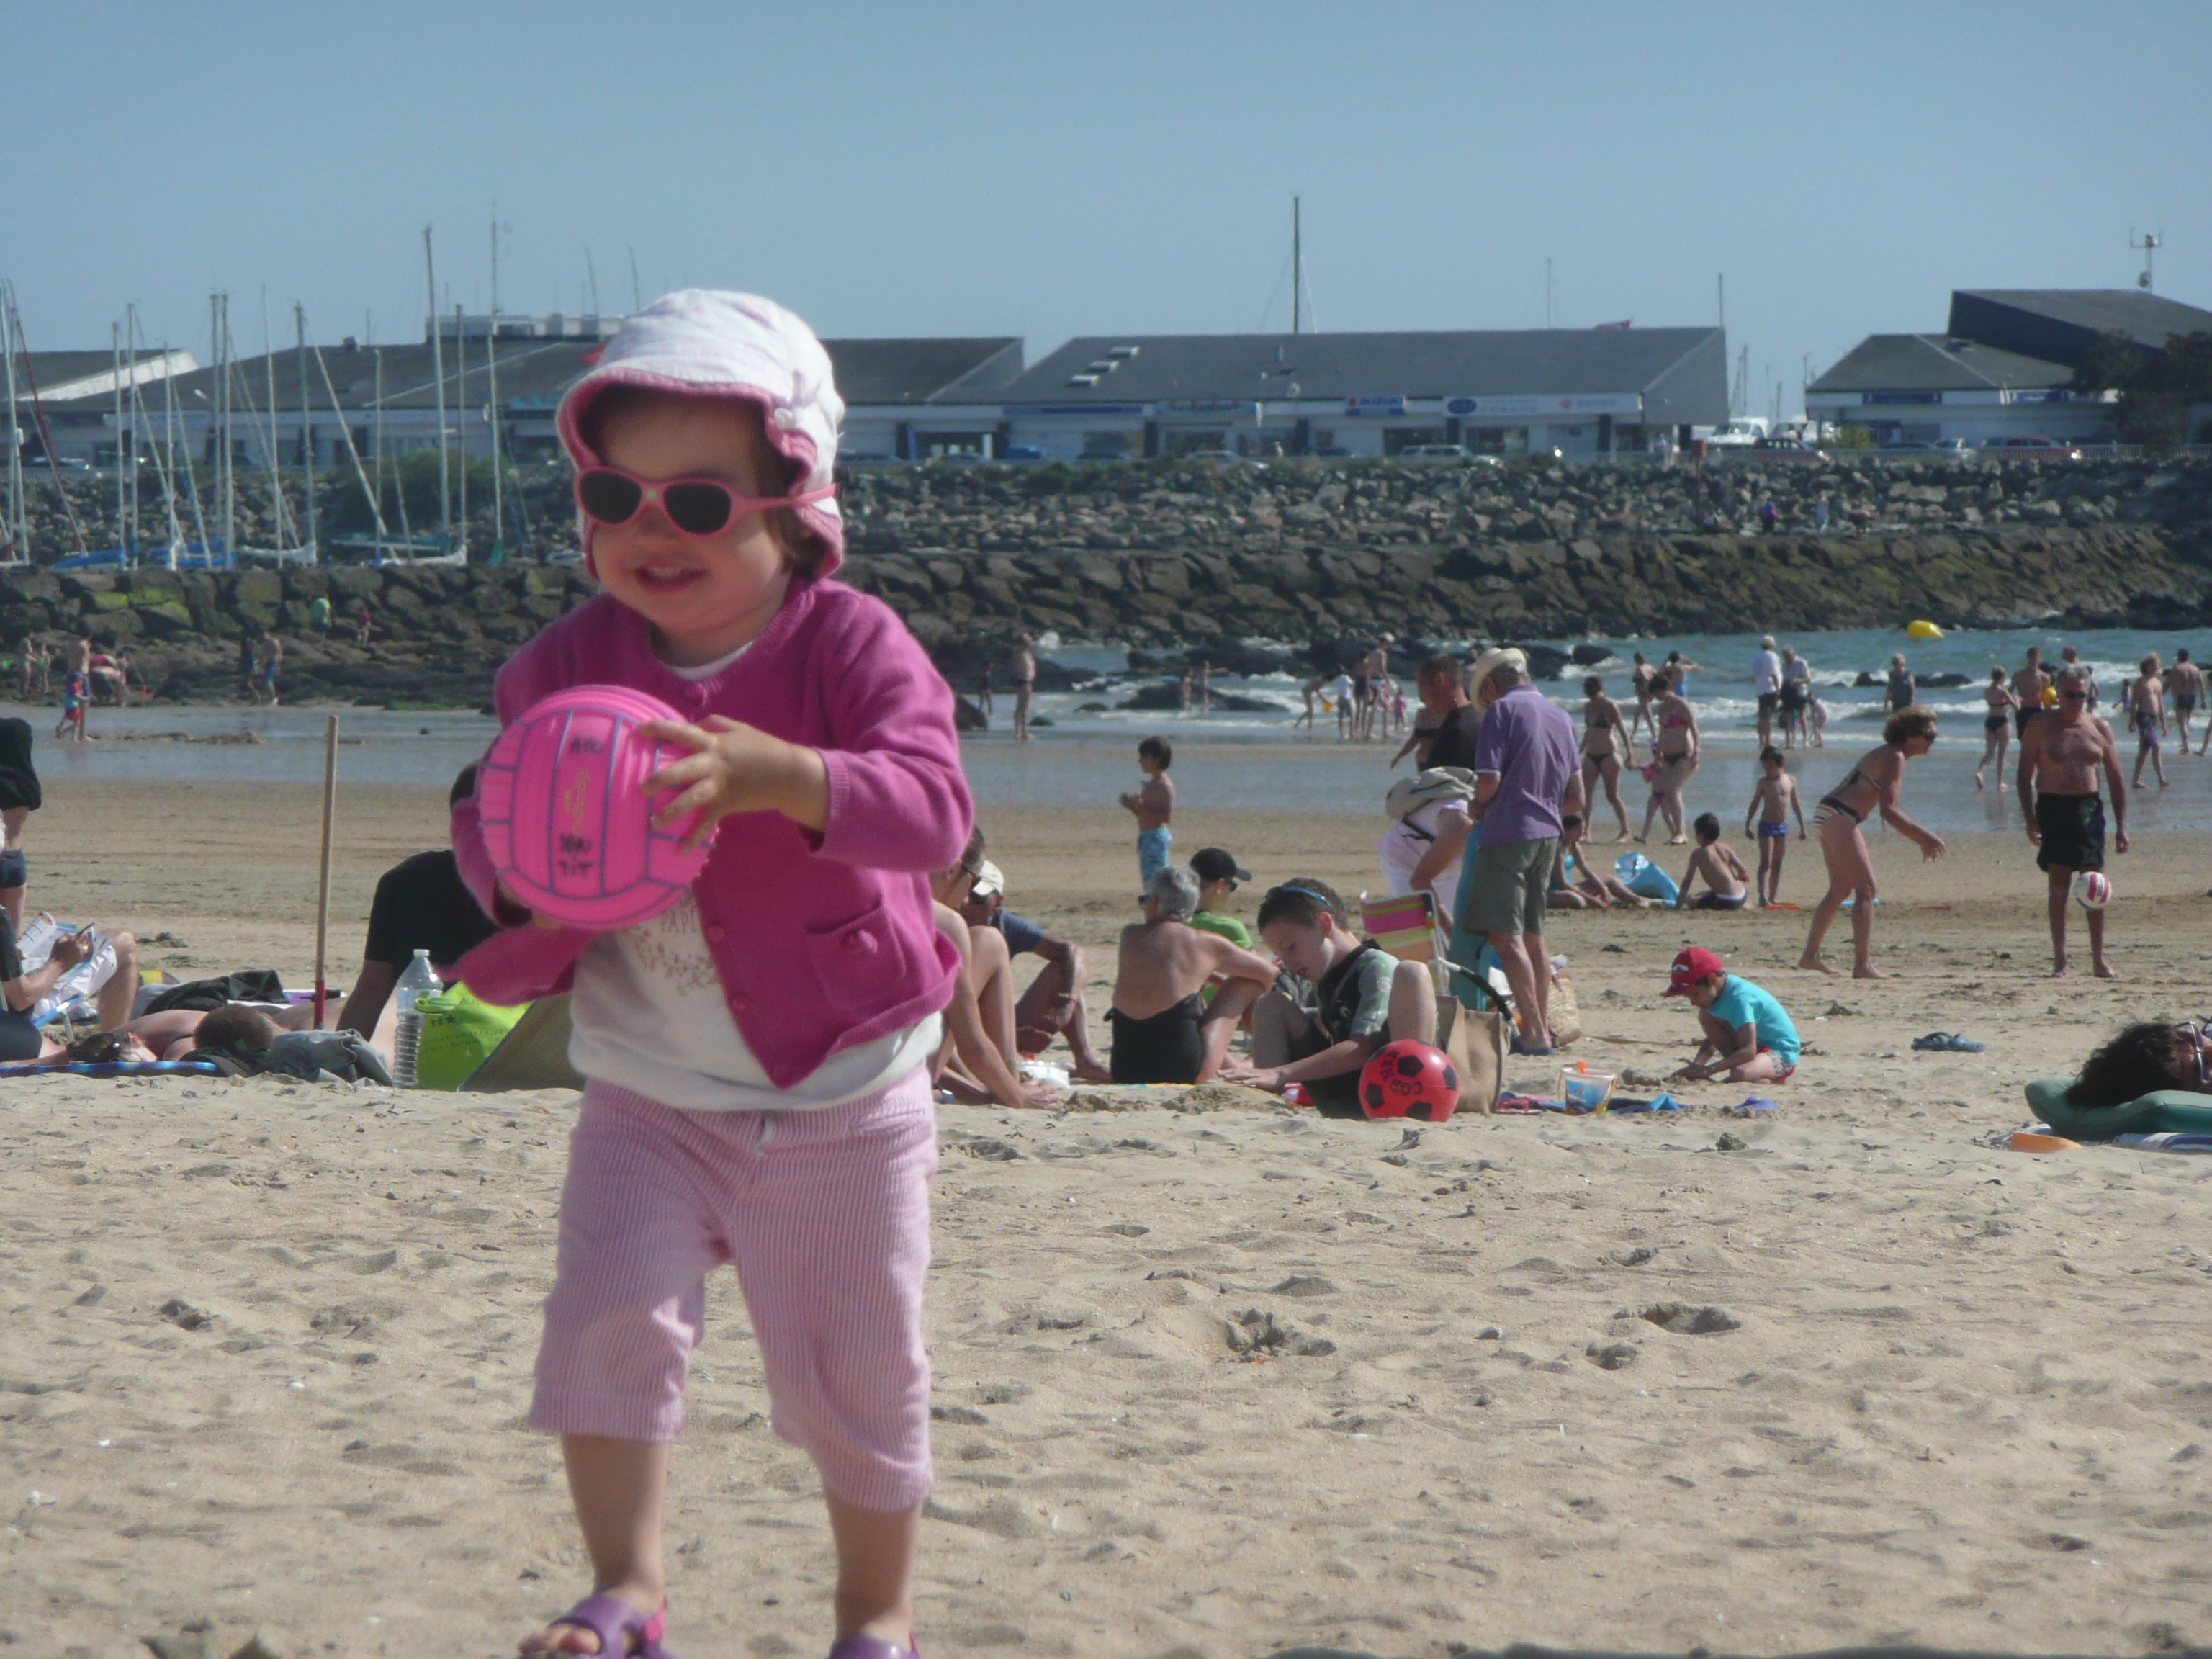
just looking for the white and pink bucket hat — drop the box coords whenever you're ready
[557,289,847,574]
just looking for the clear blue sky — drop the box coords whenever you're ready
[6,2,2206,415]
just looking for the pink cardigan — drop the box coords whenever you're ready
[449,579,971,1089]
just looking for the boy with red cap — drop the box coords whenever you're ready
[1663,946,1801,1084]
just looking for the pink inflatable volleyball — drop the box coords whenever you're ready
[476,685,712,930]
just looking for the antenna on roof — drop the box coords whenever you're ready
[2130,227,2162,291]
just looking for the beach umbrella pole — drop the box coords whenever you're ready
[313,714,338,1027]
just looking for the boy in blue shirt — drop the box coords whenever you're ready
[1663,945,1801,1084]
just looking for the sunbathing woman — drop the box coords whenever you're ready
[1636,668,1699,845]
[2064,1020,2211,1108]
[1578,675,1634,840]
[1797,705,1945,979]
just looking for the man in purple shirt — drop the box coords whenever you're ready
[1467,647,1584,1053]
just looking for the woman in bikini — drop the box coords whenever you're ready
[1578,675,1634,841]
[1974,665,2019,792]
[1636,667,1699,845]
[1628,652,1657,744]
[1797,705,1946,979]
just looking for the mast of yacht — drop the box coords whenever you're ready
[212,293,234,562]
[262,286,289,559]
[112,321,127,552]
[165,339,213,567]
[455,304,468,559]
[426,225,449,552]
[2,280,24,562]
[296,304,318,564]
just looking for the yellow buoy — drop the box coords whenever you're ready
[1906,619,1943,639]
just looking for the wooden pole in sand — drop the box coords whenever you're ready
[313,714,338,1028]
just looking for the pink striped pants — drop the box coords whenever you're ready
[530,1066,938,1511]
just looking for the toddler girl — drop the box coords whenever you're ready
[451,292,971,1659]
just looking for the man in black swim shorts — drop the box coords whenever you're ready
[2018,665,2128,978]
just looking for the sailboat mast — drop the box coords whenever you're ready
[1,283,20,560]
[487,318,503,559]
[1292,197,1302,337]
[262,286,285,555]
[426,225,449,550]
[297,304,318,564]
[455,304,468,559]
[112,320,126,550]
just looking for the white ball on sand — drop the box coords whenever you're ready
[2072,871,2111,911]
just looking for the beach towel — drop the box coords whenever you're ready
[2023,1078,2212,1141]
[2113,1133,2212,1155]
[0,1059,219,1079]
[139,971,289,1015]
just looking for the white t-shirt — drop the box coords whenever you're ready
[1377,800,1469,919]
[565,637,939,1110]
[1751,649,1781,696]
[1329,675,1354,705]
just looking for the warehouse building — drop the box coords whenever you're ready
[990,327,1728,461]
[1806,289,2212,446]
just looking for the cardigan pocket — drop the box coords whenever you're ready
[803,901,912,1022]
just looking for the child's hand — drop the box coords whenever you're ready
[641,716,830,848]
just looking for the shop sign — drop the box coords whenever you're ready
[1010,405,1147,418]
[1444,392,1642,418]
[1344,395,1406,415]
[1864,392,1941,405]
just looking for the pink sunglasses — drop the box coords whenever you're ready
[574,464,835,536]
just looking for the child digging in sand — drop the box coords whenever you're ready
[450,293,969,1659]
[1663,945,1800,1084]
[1743,747,1805,908]
[1676,812,1750,910]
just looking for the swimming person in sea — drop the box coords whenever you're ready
[448,294,971,1659]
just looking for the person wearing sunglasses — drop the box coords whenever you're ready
[450,292,968,1659]
[2065,1020,2212,1108]
[2016,663,2128,979]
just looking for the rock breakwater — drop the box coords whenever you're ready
[4,454,2208,705]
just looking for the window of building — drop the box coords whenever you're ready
[1082,431,1138,458]
[1164,430,1228,455]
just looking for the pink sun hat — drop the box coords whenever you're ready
[555,290,847,575]
[475,685,714,931]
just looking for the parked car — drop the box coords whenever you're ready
[1752,435,1822,455]
[1307,445,1354,458]
[1399,444,1503,467]
[1981,436,2084,460]
[16,452,91,474]
[999,445,1046,462]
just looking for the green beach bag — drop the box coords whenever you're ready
[413,983,529,1092]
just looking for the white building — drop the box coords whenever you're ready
[990,328,1728,461]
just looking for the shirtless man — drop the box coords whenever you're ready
[1356,637,1392,740]
[1105,866,1276,1084]
[2128,654,2168,790]
[2018,665,2128,979]
[2010,646,2051,744]
[1010,633,1035,742]
[2059,644,2098,711]
[2169,647,2204,754]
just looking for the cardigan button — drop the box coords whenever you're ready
[728,992,749,1011]
[706,925,727,944]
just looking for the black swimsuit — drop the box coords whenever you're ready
[1108,993,1208,1084]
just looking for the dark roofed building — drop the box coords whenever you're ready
[994,328,1727,460]
[6,349,197,464]
[1948,289,2212,369]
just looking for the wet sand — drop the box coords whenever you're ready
[6,773,2212,1657]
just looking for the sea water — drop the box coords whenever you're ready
[7,623,2203,837]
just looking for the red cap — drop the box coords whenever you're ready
[1664,946,1726,996]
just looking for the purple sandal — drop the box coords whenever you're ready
[546,1594,674,1659]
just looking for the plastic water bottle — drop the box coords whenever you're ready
[390,949,441,1088]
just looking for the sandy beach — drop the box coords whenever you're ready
[6,762,2212,1658]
